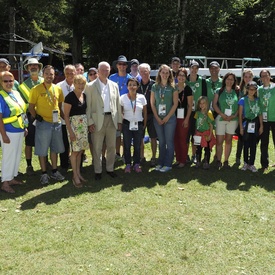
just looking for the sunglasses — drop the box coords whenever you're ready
[117,63,127,66]
[3,80,14,83]
[89,72,97,76]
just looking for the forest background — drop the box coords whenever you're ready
[0,0,275,70]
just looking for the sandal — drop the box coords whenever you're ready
[72,178,83,188]
[1,182,15,193]
[79,176,87,183]
[9,179,23,185]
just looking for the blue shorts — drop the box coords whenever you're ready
[34,121,65,156]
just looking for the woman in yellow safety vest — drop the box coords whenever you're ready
[0,71,28,193]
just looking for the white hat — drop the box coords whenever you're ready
[24,58,43,71]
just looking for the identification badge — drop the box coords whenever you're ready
[192,100,195,111]
[158,104,166,116]
[263,112,267,122]
[129,121,138,131]
[224,108,232,116]
[21,113,29,127]
[177,108,184,119]
[247,122,255,133]
[52,110,59,123]
[193,135,202,146]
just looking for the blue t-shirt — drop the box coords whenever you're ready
[109,73,131,95]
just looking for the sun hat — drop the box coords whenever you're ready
[24,58,43,71]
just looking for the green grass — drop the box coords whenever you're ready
[0,139,275,274]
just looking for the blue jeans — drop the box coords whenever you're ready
[122,120,144,165]
[153,115,176,167]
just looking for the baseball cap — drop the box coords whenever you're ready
[0,58,10,65]
[209,61,220,68]
[246,81,258,89]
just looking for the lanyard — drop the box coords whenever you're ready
[140,82,150,97]
[117,76,127,92]
[159,86,167,102]
[262,84,271,108]
[43,83,56,107]
[8,92,25,113]
[127,93,136,114]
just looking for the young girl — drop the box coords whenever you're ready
[238,81,263,172]
[235,69,254,165]
[194,96,216,169]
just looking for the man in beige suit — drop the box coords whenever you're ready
[85,61,122,180]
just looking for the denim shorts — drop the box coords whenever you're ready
[34,120,65,156]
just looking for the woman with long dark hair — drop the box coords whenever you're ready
[213,72,239,168]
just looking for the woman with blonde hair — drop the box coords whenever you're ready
[151,64,178,172]
[64,75,89,188]
[0,71,28,193]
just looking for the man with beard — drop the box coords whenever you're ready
[18,58,44,175]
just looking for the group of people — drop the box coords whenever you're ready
[0,55,274,193]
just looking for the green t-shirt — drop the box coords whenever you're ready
[151,84,176,118]
[217,89,238,121]
[187,76,204,109]
[194,110,215,132]
[206,77,222,107]
[258,83,275,121]
[239,96,261,120]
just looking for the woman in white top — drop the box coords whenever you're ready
[120,78,147,173]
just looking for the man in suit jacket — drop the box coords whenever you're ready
[85,61,122,180]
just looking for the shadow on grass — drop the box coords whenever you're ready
[3,160,275,210]
[173,161,275,192]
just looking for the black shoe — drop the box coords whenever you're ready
[95,173,102,180]
[107,171,118,178]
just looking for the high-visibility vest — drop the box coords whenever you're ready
[18,77,44,105]
[0,90,27,129]
[18,82,31,104]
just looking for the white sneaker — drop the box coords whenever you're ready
[155,165,162,171]
[241,162,249,171]
[160,166,172,172]
[51,171,65,181]
[249,165,258,172]
[40,174,50,185]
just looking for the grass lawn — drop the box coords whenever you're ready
[0,139,275,274]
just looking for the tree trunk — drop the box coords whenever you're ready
[72,28,83,64]
[9,6,16,67]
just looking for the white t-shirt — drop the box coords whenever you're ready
[56,80,74,124]
[120,93,147,122]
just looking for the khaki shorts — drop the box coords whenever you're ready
[215,116,238,135]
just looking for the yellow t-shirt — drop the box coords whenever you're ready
[29,83,64,123]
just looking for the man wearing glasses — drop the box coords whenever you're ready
[18,58,44,175]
